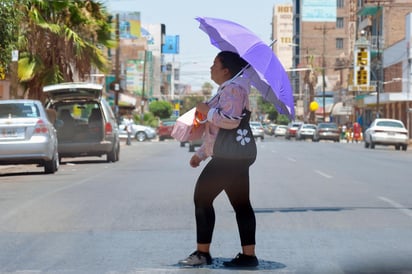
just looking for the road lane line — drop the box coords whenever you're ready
[287,157,296,162]
[378,196,412,219]
[314,169,333,179]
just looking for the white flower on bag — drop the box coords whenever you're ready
[236,128,251,146]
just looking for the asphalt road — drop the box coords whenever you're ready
[1,137,412,273]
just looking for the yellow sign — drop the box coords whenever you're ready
[357,48,368,66]
[357,68,368,85]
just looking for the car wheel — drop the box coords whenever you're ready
[135,131,147,142]
[44,151,59,174]
[402,145,408,151]
[107,143,118,162]
[395,145,400,150]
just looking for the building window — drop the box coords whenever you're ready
[337,0,344,8]
[336,17,344,29]
[336,38,344,49]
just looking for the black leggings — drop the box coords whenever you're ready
[194,157,256,246]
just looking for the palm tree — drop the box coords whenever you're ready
[17,0,115,102]
[0,0,24,78]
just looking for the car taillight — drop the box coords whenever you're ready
[34,119,49,134]
[105,122,113,134]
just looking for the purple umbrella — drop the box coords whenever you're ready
[196,16,295,120]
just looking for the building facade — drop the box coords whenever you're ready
[357,0,412,138]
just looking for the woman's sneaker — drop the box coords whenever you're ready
[223,253,259,267]
[178,250,212,266]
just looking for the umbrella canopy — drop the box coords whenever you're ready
[196,16,295,120]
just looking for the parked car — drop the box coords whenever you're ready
[249,121,265,140]
[364,118,408,151]
[263,123,277,136]
[285,121,303,139]
[296,123,317,140]
[157,120,176,141]
[274,125,288,137]
[313,122,340,142]
[43,82,120,163]
[0,99,59,173]
[118,119,156,142]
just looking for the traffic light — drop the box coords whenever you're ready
[357,68,368,85]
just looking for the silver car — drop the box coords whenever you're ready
[0,99,59,174]
[296,123,317,140]
[43,82,120,163]
[249,121,265,141]
[118,120,157,142]
[364,118,409,151]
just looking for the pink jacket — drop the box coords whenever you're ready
[195,77,251,160]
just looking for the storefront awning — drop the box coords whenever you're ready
[331,102,352,116]
[357,6,382,17]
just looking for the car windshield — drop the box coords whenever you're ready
[376,121,404,128]
[319,123,337,129]
[304,125,317,129]
[0,103,40,118]
[250,122,262,127]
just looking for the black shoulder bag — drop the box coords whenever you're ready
[213,109,257,161]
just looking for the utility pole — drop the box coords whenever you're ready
[114,13,120,109]
[375,2,383,118]
[141,50,147,123]
[9,50,18,99]
[315,23,334,122]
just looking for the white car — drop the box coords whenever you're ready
[274,125,287,137]
[249,121,265,141]
[118,120,157,142]
[364,118,409,151]
[296,123,317,140]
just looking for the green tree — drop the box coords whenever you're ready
[148,100,173,119]
[257,96,279,122]
[180,95,205,114]
[201,82,214,96]
[0,0,25,76]
[276,114,290,125]
[17,0,114,101]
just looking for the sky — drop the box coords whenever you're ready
[103,0,291,91]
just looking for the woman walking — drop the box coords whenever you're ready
[178,51,258,268]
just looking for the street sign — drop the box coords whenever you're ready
[12,50,19,62]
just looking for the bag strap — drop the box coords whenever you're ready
[216,108,247,120]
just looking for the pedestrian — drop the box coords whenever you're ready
[125,115,133,145]
[178,51,258,268]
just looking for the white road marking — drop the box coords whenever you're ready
[314,169,333,179]
[378,196,412,219]
[287,157,296,162]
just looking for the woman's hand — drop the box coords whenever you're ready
[190,154,202,168]
[196,102,210,116]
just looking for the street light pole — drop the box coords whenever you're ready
[376,2,382,118]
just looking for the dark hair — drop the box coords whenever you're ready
[217,51,249,78]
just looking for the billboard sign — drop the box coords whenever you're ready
[302,0,336,22]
